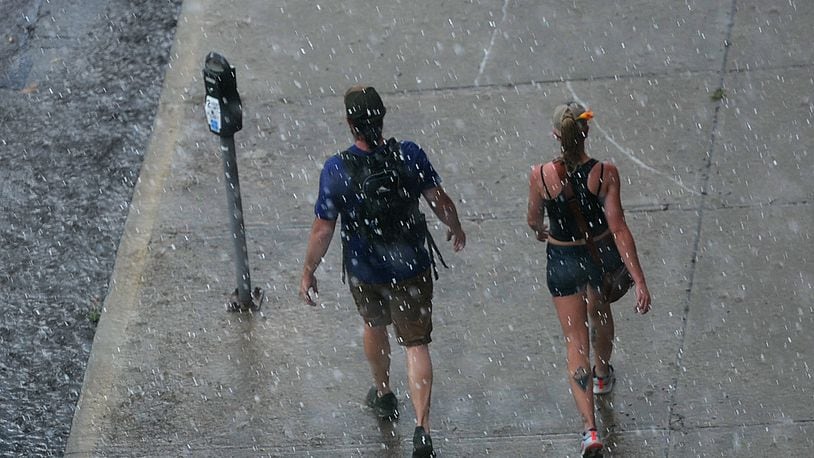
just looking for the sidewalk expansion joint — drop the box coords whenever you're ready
[666,1,738,456]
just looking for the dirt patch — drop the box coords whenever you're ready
[0,0,182,454]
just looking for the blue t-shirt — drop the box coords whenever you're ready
[315,140,442,284]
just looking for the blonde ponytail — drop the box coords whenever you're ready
[552,102,591,173]
[559,112,582,173]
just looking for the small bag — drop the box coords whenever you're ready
[554,160,633,303]
[601,263,633,303]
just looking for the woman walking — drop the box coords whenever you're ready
[527,102,652,456]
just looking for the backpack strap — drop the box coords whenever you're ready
[399,146,449,280]
[337,150,352,284]
[424,221,448,280]
[338,148,367,183]
[341,241,347,284]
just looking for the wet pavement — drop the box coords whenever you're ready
[65,0,813,456]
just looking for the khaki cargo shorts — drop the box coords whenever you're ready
[349,269,433,347]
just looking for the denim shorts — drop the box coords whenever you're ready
[546,238,624,297]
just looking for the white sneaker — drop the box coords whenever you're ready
[581,429,603,457]
[592,365,615,395]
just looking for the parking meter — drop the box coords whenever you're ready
[203,52,242,137]
[202,52,262,312]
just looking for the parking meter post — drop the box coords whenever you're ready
[203,51,263,312]
[220,136,253,307]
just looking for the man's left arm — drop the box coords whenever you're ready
[422,186,465,252]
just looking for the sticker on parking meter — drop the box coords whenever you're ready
[205,95,222,133]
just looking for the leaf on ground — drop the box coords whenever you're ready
[21,82,39,94]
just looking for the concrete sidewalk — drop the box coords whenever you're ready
[67,1,813,456]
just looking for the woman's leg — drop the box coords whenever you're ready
[586,287,614,376]
[553,292,596,431]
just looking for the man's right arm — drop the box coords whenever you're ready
[422,186,465,252]
[300,217,337,306]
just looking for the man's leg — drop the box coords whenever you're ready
[364,324,392,395]
[405,344,433,429]
[390,270,436,456]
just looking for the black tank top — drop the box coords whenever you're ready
[543,159,608,242]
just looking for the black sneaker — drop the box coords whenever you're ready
[365,387,399,421]
[412,426,436,457]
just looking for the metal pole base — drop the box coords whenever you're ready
[226,287,265,313]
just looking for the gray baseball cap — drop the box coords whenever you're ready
[344,85,386,121]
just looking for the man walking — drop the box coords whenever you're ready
[299,85,465,458]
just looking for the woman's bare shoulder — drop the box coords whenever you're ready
[529,163,542,179]
[599,161,620,180]
[540,160,559,174]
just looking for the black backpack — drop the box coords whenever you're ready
[339,138,446,280]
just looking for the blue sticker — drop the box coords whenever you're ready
[205,96,222,133]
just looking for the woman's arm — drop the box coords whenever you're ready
[527,164,548,242]
[601,163,652,313]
